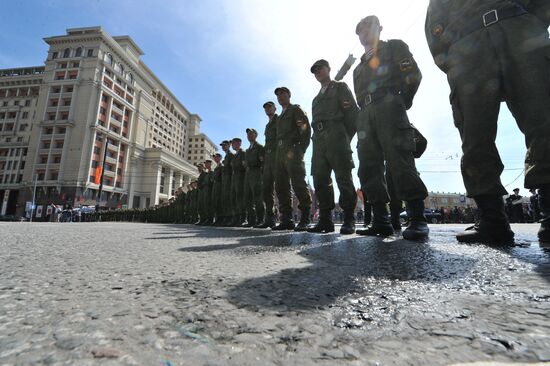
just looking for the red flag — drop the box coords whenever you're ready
[94,167,102,184]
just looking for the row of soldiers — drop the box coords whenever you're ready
[105,3,550,245]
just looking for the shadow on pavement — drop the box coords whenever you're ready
[224,234,477,311]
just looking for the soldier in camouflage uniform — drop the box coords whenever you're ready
[243,128,265,227]
[307,59,359,235]
[202,160,214,225]
[211,153,224,226]
[220,140,234,226]
[353,16,429,240]
[426,0,550,244]
[195,163,206,225]
[230,138,247,226]
[272,87,312,231]
[255,102,278,229]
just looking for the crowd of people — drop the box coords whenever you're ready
[96,3,550,245]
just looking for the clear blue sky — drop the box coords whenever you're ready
[0,0,536,196]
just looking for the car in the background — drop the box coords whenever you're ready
[400,209,443,224]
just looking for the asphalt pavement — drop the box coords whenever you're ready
[0,222,549,365]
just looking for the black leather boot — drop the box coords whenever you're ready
[363,201,372,227]
[254,213,276,229]
[456,195,514,245]
[403,200,429,241]
[340,210,356,235]
[538,186,550,244]
[356,203,393,237]
[294,208,311,232]
[307,210,335,234]
[272,213,295,231]
[390,200,403,231]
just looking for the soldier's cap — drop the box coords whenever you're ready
[274,86,291,96]
[513,188,520,192]
[246,128,258,135]
[310,59,330,73]
[263,101,275,108]
[356,15,380,35]
[204,159,212,164]
[212,153,222,158]
[231,137,242,143]
[220,140,230,146]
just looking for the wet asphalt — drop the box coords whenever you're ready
[0,222,549,365]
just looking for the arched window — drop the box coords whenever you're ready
[75,47,82,57]
[117,63,124,74]
[105,53,113,66]
[63,48,71,58]
[126,72,133,84]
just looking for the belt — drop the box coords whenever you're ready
[360,89,396,108]
[313,120,334,132]
[453,4,527,42]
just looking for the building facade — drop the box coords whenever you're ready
[0,27,215,218]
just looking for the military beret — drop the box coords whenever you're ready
[263,101,275,108]
[246,128,258,135]
[231,137,242,143]
[274,86,291,96]
[310,59,330,73]
[356,15,380,35]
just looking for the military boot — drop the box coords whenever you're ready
[538,185,550,244]
[402,200,430,241]
[390,201,403,231]
[357,203,393,237]
[242,215,256,228]
[456,195,514,245]
[254,213,276,229]
[294,208,311,232]
[340,210,356,235]
[272,213,295,231]
[363,201,372,227]
[307,210,335,234]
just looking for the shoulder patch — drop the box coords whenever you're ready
[432,23,444,38]
[399,58,413,71]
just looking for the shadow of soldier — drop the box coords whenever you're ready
[146,224,277,241]
[224,235,477,312]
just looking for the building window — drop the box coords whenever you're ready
[105,53,113,66]
[25,100,31,107]
[75,47,83,57]
[87,49,94,57]
[52,52,58,60]
[22,112,29,119]
[63,48,71,58]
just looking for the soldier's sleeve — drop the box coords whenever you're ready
[425,0,451,73]
[294,106,311,152]
[337,82,359,139]
[392,40,422,110]
[352,64,364,108]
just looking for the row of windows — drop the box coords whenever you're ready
[104,54,134,85]
[0,174,23,184]
[51,47,94,60]
[0,99,32,107]
[0,148,27,157]
[0,160,25,171]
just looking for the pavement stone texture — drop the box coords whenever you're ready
[0,222,549,365]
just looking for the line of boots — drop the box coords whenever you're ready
[456,185,550,245]
[307,209,356,235]
[357,200,429,241]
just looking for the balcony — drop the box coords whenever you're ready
[107,142,119,152]
[105,156,117,165]
[103,169,116,177]
[111,104,124,116]
[109,116,122,127]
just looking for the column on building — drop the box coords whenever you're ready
[166,168,174,199]
[148,163,163,206]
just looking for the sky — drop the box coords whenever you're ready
[0,0,533,196]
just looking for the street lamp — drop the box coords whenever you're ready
[95,133,109,213]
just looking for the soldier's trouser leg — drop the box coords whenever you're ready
[357,96,428,203]
[250,169,264,223]
[262,156,276,219]
[243,173,254,223]
[285,147,312,212]
[447,15,550,196]
[275,150,293,216]
[312,140,335,212]
[236,174,246,217]
[222,174,232,220]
